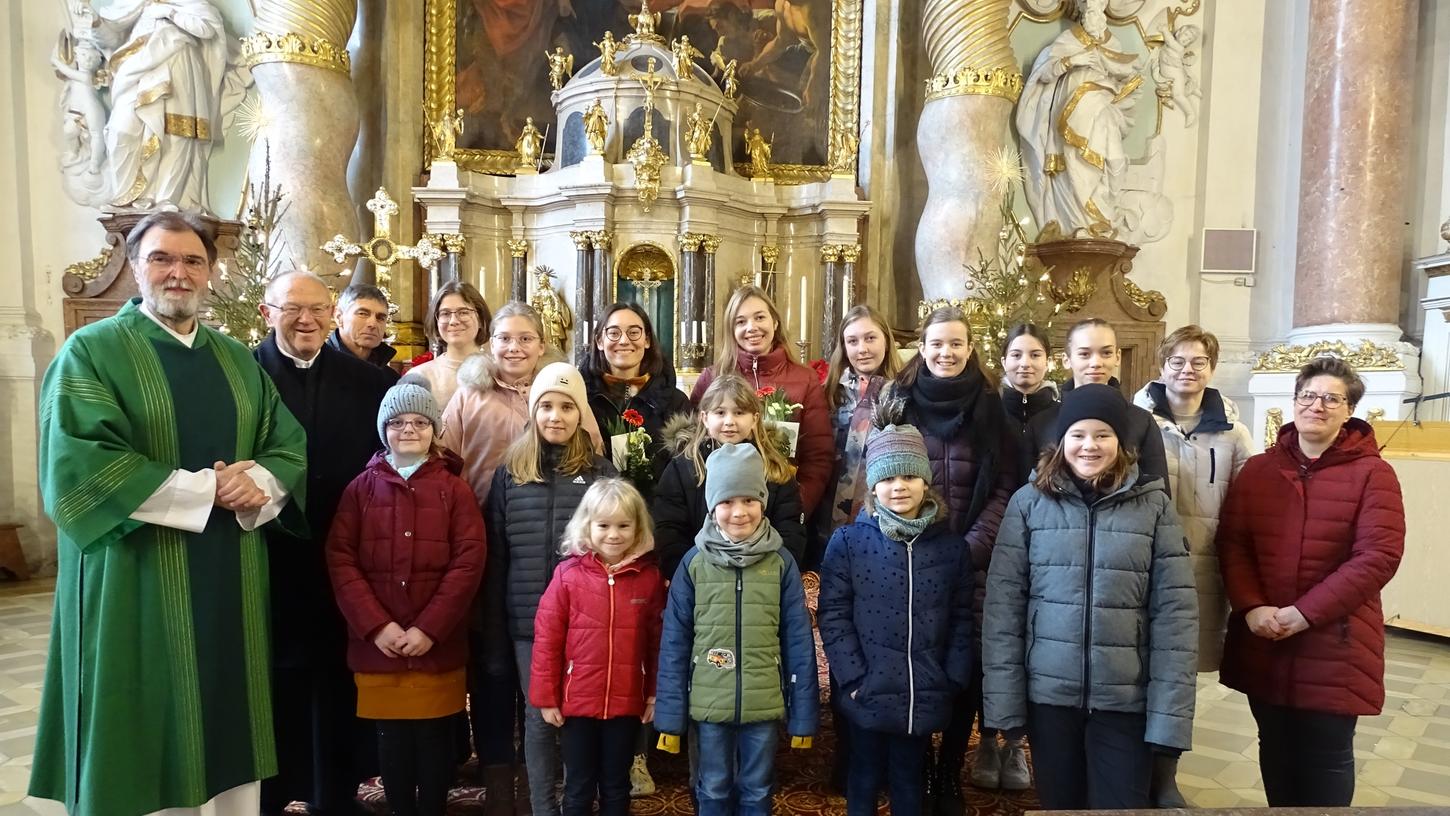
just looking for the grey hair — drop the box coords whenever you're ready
[337,283,389,312]
[264,270,332,304]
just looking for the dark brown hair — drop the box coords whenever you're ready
[1064,317,1116,351]
[425,280,492,351]
[1003,323,1053,358]
[1294,357,1365,409]
[1157,324,1220,368]
[585,302,668,379]
[1033,441,1139,498]
[126,211,217,265]
[895,305,996,389]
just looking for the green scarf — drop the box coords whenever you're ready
[694,516,783,568]
[875,498,940,542]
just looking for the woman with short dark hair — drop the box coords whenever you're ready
[1217,357,1405,807]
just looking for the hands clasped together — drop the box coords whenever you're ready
[1245,605,1310,641]
[372,621,436,658]
[213,460,267,512]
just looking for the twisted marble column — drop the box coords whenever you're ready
[1293,0,1419,330]
[244,0,360,278]
[913,0,1020,301]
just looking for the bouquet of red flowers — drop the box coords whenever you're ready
[607,409,654,488]
[809,358,829,385]
[755,386,803,422]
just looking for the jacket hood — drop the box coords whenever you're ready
[1134,381,1241,433]
[663,411,699,452]
[1274,416,1382,466]
[365,446,466,478]
[456,346,567,395]
[578,547,658,576]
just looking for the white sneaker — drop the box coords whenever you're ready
[999,740,1032,791]
[629,753,656,797]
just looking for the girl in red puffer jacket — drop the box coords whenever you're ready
[326,382,486,816]
[530,478,666,816]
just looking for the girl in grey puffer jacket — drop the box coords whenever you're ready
[983,384,1198,811]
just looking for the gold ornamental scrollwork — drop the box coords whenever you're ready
[64,249,111,284]
[1115,274,1167,317]
[1252,340,1406,373]
[925,66,1024,103]
[507,239,529,258]
[761,245,781,268]
[1264,407,1283,450]
[240,32,352,77]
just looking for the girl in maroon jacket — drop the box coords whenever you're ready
[1217,358,1404,808]
[327,383,486,816]
[530,479,666,816]
[689,285,832,517]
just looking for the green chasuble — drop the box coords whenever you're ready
[29,299,307,816]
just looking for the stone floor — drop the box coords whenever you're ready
[1,577,1448,812]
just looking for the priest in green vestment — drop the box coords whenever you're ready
[29,211,308,816]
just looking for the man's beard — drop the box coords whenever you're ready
[145,280,202,324]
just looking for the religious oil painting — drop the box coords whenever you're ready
[441,0,837,169]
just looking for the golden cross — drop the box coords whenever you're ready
[322,187,443,283]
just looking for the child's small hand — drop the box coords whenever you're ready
[641,702,655,724]
[373,622,407,657]
[541,707,564,727]
[400,627,434,656]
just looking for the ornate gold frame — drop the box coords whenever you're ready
[423,0,864,183]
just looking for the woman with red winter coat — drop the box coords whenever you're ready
[530,479,666,816]
[327,383,486,816]
[689,285,832,517]
[1217,357,1405,808]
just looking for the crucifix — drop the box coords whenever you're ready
[322,187,444,290]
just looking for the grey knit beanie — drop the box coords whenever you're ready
[865,424,933,487]
[377,382,442,446]
[704,443,769,511]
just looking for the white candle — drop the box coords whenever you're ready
[680,321,687,344]
[799,278,808,345]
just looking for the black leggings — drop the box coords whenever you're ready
[377,716,456,816]
[940,662,996,760]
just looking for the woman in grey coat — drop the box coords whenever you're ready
[983,384,1198,811]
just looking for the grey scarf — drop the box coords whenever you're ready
[694,516,783,568]
[875,499,940,542]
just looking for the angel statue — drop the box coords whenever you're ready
[546,47,574,92]
[1148,16,1202,127]
[594,31,621,76]
[671,36,702,79]
[515,116,544,171]
[746,127,772,178]
[721,59,740,100]
[529,265,574,355]
[52,26,109,187]
[430,106,464,160]
[685,102,713,162]
[583,99,609,155]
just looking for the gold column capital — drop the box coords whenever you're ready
[840,243,861,263]
[507,238,529,258]
[570,231,593,250]
[588,230,613,251]
[761,244,781,267]
[821,244,844,263]
[240,31,352,76]
[431,232,466,254]
[700,235,721,255]
[678,233,704,252]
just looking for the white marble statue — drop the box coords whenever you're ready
[1016,0,1144,239]
[56,0,246,212]
[51,23,110,205]
[1148,9,1201,127]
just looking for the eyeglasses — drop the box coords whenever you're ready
[493,333,540,348]
[385,418,432,431]
[1295,391,1348,409]
[437,308,477,324]
[1166,356,1211,372]
[603,326,645,342]
[145,251,208,273]
[264,302,331,320]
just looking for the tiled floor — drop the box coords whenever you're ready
[1,576,1448,812]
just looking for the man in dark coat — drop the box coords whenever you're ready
[255,271,395,815]
[327,282,401,381]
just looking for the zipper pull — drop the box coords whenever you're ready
[737,576,743,591]
[608,575,615,586]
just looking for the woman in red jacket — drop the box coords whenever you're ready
[530,478,666,816]
[327,383,487,816]
[1217,357,1404,808]
[690,285,832,517]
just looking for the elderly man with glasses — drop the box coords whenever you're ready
[254,271,396,816]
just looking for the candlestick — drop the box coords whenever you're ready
[798,277,808,346]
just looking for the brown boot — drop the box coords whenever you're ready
[482,764,515,816]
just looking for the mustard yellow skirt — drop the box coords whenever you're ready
[355,668,467,720]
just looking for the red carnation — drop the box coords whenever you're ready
[810,358,829,384]
[756,386,776,398]
[408,351,435,368]
[622,409,645,428]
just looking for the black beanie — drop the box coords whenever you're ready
[1054,383,1130,442]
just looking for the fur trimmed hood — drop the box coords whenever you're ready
[456,346,566,394]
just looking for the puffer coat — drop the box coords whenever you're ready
[818,510,975,736]
[529,553,666,719]
[584,366,692,499]
[1054,378,1171,494]
[326,450,486,675]
[1133,382,1255,670]
[1000,384,1059,484]
[483,448,618,646]
[982,468,1199,750]
[1217,419,1404,717]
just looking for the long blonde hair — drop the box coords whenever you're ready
[503,392,597,484]
[825,305,901,410]
[559,478,655,558]
[712,285,793,374]
[678,375,795,485]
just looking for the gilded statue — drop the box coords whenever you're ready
[639,57,665,111]
[545,46,574,92]
[671,35,701,79]
[829,128,859,175]
[746,127,772,178]
[720,59,740,100]
[629,0,661,42]
[594,31,621,76]
[429,106,464,160]
[515,116,544,170]
[1017,0,1144,239]
[529,265,573,355]
[583,99,609,155]
[685,102,712,162]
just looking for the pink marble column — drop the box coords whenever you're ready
[1293,0,1419,328]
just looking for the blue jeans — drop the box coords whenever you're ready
[846,722,928,816]
[694,720,778,816]
[514,639,562,816]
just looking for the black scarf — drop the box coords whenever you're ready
[908,364,989,438]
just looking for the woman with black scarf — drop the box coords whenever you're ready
[890,306,1019,814]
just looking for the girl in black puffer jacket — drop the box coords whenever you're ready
[652,374,805,580]
[484,362,616,816]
